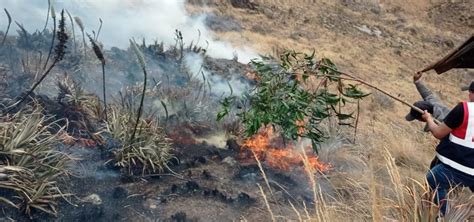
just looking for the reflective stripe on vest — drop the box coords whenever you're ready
[436,153,474,176]
[438,102,474,176]
[449,102,474,148]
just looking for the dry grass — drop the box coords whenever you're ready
[56,74,103,133]
[0,108,71,216]
[194,1,474,220]
[106,105,173,175]
[256,144,473,221]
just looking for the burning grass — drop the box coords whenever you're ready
[256,146,474,221]
[241,126,331,172]
[0,1,471,220]
[0,108,71,216]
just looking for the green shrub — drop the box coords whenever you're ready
[218,50,369,152]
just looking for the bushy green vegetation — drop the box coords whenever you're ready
[219,50,369,152]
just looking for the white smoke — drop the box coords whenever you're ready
[0,0,256,63]
[184,53,251,97]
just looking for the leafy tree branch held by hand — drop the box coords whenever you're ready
[218,50,370,153]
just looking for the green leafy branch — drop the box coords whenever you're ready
[218,50,370,153]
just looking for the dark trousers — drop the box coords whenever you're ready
[427,162,474,215]
[429,156,474,193]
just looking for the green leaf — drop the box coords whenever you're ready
[344,84,371,99]
[219,51,369,153]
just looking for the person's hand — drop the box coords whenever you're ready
[413,71,422,82]
[422,110,433,122]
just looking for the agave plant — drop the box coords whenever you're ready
[0,109,71,216]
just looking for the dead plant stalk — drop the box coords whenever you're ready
[9,9,67,111]
[43,6,56,70]
[129,39,147,144]
[1,8,11,46]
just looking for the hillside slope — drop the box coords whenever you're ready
[189,0,474,219]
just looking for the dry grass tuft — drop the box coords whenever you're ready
[56,74,103,133]
[255,142,473,221]
[0,109,71,216]
[106,105,173,175]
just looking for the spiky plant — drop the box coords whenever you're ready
[11,9,68,111]
[1,8,11,46]
[74,16,86,57]
[56,74,98,134]
[0,109,71,216]
[107,106,173,175]
[129,39,147,145]
[43,5,56,70]
[88,34,107,122]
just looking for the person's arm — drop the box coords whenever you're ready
[415,81,434,101]
[413,72,435,101]
[423,111,452,139]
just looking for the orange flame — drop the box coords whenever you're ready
[241,126,331,172]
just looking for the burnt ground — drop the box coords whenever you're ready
[1,135,326,222]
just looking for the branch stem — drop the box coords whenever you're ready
[319,65,441,125]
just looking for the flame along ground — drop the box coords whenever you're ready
[241,125,331,172]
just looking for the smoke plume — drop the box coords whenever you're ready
[0,0,256,62]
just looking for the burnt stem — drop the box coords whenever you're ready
[81,30,86,57]
[43,15,56,70]
[9,61,58,111]
[130,67,147,144]
[1,8,11,46]
[102,62,108,122]
[66,10,76,54]
[42,0,51,33]
[9,9,67,112]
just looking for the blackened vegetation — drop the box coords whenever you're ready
[43,6,56,70]
[10,10,68,111]
[0,8,300,221]
[54,10,68,62]
[164,180,256,207]
[88,35,105,64]
[55,75,100,136]
[128,39,147,146]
